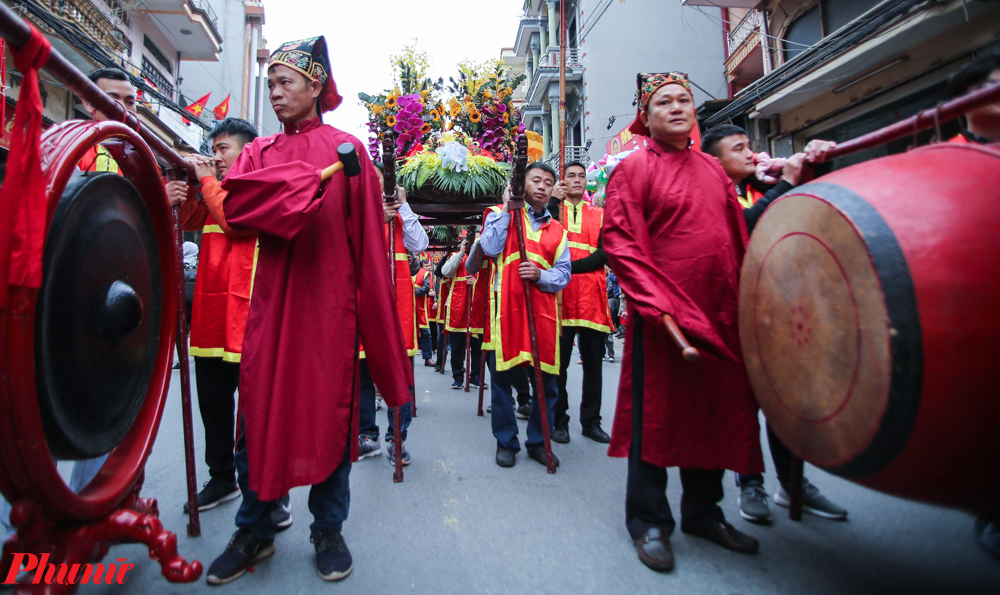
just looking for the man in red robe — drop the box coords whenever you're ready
[205,36,413,585]
[603,72,764,572]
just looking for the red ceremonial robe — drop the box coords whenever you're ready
[602,138,764,474]
[222,117,413,500]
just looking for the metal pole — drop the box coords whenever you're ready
[464,272,473,393]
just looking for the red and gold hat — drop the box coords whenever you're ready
[627,72,692,136]
[268,36,343,113]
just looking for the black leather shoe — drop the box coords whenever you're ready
[526,445,560,467]
[495,446,516,467]
[635,528,674,572]
[582,424,610,444]
[682,520,759,554]
[552,425,570,444]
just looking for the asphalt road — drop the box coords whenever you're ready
[73,337,999,594]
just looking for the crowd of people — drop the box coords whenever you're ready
[2,36,998,587]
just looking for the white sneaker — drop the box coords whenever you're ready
[358,436,381,460]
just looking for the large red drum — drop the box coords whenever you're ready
[739,142,1000,517]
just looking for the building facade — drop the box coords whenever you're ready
[690,0,1000,168]
[508,0,727,165]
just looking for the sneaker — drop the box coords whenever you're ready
[609,355,616,363]
[375,396,384,411]
[358,435,381,460]
[386,441,411,466]
[272,494,293,531]
[311,530,353,581]
[470,377,488,389]
[486,404,492,414]
[577,359,583,365]
[774,479,848,520]
[738,482,772,523]
[515,404,532,420]
[183,477,240,513]
[206,528,275,585]
[451,379,463,390]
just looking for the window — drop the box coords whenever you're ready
[782,0,873,63]
[143,35,172,75]
[141,56,174,98]
[822,0,872,35]
[783,6,821,63]
[101,0,130,27]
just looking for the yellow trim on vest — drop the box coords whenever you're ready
[189,347,243,363]
[562,319,613,333]
[395,253,409,261]
[203,224,225,234]
[553,233,568,263]
[501,251,553,271]
[563,201,584,235]
[566,240,595,254]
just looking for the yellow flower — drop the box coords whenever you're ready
[464,102,475,112]
[421,123,431,134]
[464,94,473,101]
[469,111,481,123]
[386,115,397,126]
[386,95,398,109]
[446,121,454,131]
[503,112,510,123]
[484,89,493,99]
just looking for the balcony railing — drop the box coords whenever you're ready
[538,48,582,69]
[33,0,126,54]
[728,9,763,55]
[545,145,591,167]
[187,0,219,35]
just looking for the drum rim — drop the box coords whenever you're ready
[0,120,177,521]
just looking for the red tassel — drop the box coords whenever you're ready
[0,25,51,307]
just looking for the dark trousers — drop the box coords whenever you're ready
[429,321,438,351]
[623,314,725,540]
[737,422,794,488]
[418,328,433,361]
[489,353,558,451]
[608,297,621,330]
[556,327,605,428]
[449,332,482,383]
[194,357,238,482]
[512,365,531,407]
[235,416,351,539]
[359,360,412,442]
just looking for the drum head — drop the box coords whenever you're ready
[35,172,162,460]
[740,185,913,474]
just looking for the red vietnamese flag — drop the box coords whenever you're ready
[213,93,230,120]
[183,92,210,124]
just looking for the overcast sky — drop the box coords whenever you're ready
[262,0,526,140]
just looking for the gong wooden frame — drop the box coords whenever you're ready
[0,120,178,522]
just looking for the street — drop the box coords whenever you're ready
[83,338,1000,594]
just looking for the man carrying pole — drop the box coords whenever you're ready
[441,233,483,390]
[479,152,570,470]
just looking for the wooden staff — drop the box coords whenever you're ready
[383,137,404,484]
[463,232,475,393]
[509,135,556,474]
[476,259,491,417]
[168,172,199,537]
[661,314,699,362]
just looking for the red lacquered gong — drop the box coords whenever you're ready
[0,120,201,588]
[740,141,1000,517]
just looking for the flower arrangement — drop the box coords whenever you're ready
[398,132,510,200]
[445,63,526,160]
[360,85,445,161]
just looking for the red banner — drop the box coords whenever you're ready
[605,125,640,156]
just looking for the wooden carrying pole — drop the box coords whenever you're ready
[463,231,475,393]
[509,135,556,473]
[0,6,204,537]
[476,261,491,417]
[558,0,567,177]
[383,137,404,484]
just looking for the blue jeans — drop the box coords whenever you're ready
[0,497,11,543]
[489,353,558,451]
[419,328,433,361]
[69,455,109,493]
[235,416,351,539]
[358,360,412,442]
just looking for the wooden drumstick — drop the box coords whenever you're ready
[662,314,699,362]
